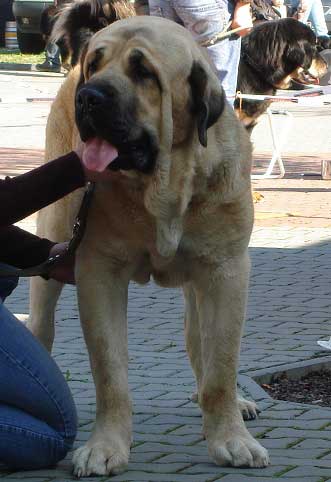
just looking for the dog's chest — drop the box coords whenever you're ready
[88,178,251,286]
[89,183,202,280]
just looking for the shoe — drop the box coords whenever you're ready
[35,60,61,73]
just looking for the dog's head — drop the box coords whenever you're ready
[242,18,327,89]
[74,16,225,256]
[75,16,225,174]
[53,0,135,66]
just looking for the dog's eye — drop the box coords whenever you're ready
[88,60,98,76]
[136,63,153,79]
[87,48,104,76]
[129,49,158,83]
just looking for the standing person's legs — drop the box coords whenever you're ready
[45,42,61,67]
[36,6,62,73]
[149,0,182,22]
[207,34,241,102]
[290,0,328,37]
[308,0,329,37]
[0,275,77,470]
[36,42,62,73]
[149,0,241,102]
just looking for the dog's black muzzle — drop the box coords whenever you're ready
[75,81,159,174]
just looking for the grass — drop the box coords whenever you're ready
[0,48,44,64]
[273,465,297,477]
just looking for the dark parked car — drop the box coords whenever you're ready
[12,0,55,53]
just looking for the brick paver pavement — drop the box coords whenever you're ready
[0,149,331,481]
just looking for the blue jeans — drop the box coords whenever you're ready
[291,0,328,37]
[0,272,77,470]
[148,0,241,102]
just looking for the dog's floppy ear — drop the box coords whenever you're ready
[189,61,225,147]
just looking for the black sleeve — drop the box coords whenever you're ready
[0,226,55,268]
[0,151,85,227]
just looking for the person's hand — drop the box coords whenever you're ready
[293,0,308,20]
[47,242,75,284]
[74,139,114,182]
[231,2,253,37]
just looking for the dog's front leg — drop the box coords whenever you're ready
[194,254,269,468]
[28,276,63,351]
[184,283,259,421]
[72,254,131,477]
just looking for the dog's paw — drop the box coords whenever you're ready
[208,429,269,468]
[237,395,260,420]
[72,440,129,477]
[252,191,264,203]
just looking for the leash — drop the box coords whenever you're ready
[0,181,95,279]
[200,24,251,47]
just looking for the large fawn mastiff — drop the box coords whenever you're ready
[29,15,269,477]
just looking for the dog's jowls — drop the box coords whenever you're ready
[28,16,270,476]
[235,18,327,131]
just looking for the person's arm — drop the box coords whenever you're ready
[0,225,55,268]
[0,145,113,280]
[231,0,253,36]
[0,226,74,283]
[0,151,85,227]
[296,0,309,20]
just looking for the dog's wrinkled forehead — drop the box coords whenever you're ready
[85,16,201,79]
[78,15,224,150]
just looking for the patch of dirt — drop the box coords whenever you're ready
[261,370,331,407]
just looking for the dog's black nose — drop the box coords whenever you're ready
[76,86,106,113]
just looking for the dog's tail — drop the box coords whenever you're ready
[52,0,135,67]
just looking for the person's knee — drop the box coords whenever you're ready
[0,430,72,470]
[0,402,77,471]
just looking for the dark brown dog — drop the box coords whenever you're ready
[235,18,327,131]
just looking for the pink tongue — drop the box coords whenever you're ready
[82,138,118,172]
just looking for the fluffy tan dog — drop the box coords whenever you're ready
[28,16,269,476]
